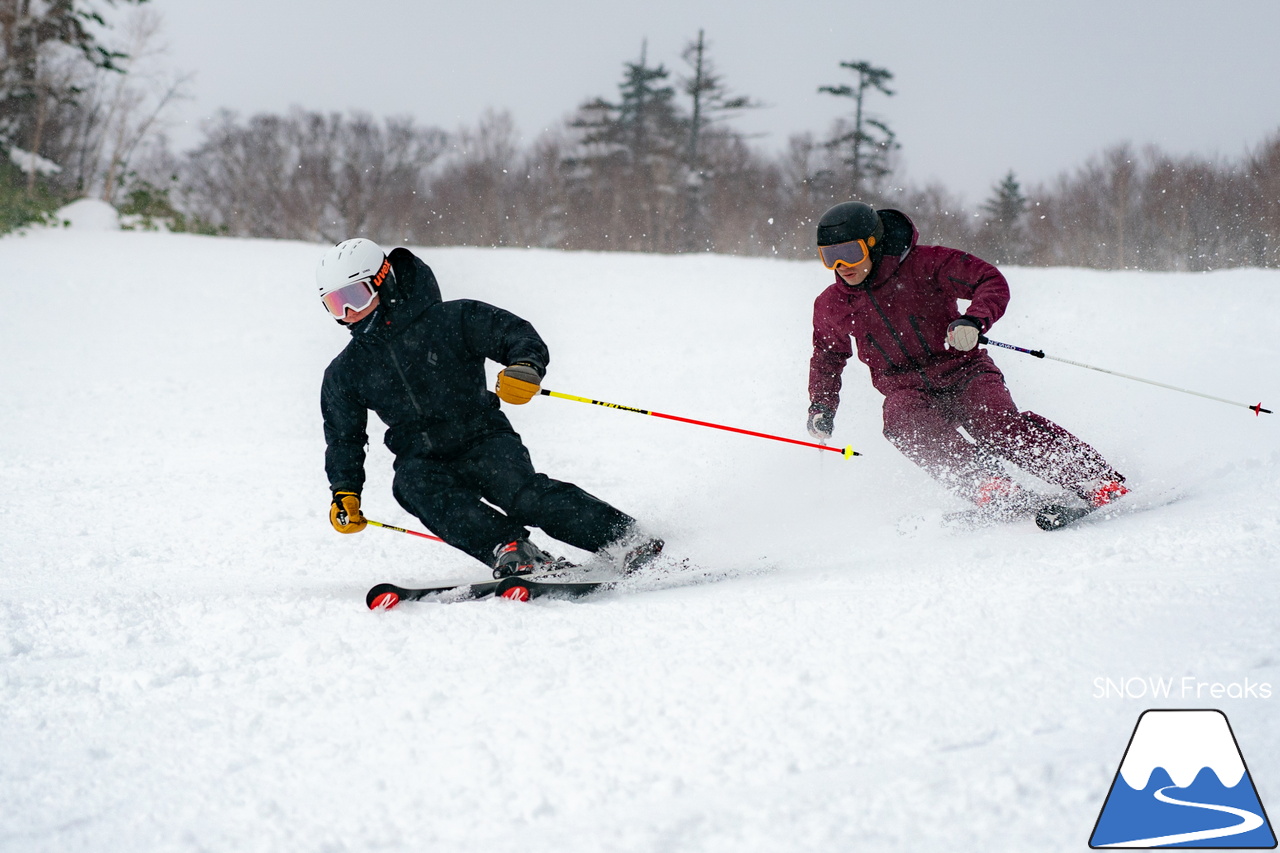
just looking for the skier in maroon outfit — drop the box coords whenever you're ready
[807,201,1128,516]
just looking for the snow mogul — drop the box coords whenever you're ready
[316,238,661,576]
[806,202,1128,519]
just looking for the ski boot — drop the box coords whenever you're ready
[1083,479,1130,508]
[971,476,1043,521]
[621,537,665,574]
[490,538,571,579]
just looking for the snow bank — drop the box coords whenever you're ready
[51,198,121,230]
[1,229,1277,852]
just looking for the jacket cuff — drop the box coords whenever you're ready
[511,360,545,378]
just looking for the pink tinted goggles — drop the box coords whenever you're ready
[321,278,378,318]
[321,257,391,318]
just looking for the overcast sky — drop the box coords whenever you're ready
[149,0,1280,204]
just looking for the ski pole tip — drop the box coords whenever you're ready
[1252,403,1272,416]
[842,445,860,458]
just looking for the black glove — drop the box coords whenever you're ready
[946,316,984,351]
[807,404,835,440]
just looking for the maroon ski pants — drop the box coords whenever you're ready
[881,369,1120,502]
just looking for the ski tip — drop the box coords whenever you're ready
[1035,511,1065,532]
[498,584,530,602]
[1035,504,1093,531]
[367,587,402,610]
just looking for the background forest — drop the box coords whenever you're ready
[3,4,1278,270]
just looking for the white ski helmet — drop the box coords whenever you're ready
[315,238,389,297]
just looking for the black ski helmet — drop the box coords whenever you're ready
[816,201,884,250]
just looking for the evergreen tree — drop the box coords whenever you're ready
[678,29,757,252]
[563,41,685,251]
[818,60,898,199]
[979,170,1029,264]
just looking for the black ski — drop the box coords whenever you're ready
[493,576,605,601]
[366,575,607,610]
[941,499,1048,530]
[950,495,1140,532]
[1035,502,1100,530]
[366,579,497,608]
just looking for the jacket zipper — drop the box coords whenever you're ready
[384,342,426,420]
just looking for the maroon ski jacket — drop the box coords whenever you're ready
[809,209,1011,411]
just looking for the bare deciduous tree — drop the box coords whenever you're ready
[179,109,447,243]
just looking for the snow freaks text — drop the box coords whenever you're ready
[1093,676,1273,700]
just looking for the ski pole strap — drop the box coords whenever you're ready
[540,389,861,458]
[978,336,1271,416]
[366,519,445,543]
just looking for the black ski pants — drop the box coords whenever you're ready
[392,431,634,565]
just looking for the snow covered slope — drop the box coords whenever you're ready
[1,225,1277,852]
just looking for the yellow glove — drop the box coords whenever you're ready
[329,490,366,533]
[495,362,542,405]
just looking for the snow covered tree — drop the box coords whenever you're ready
[0,0,147,179]
[818,60,898,199]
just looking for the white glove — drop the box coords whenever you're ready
[946,317,983,352]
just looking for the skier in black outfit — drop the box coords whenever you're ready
[317,238,661,577]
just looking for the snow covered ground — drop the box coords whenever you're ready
[2,210,1278,852]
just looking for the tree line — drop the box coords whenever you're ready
[3,8,1278,270]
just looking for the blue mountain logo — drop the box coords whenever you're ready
[1091,709,1276,848]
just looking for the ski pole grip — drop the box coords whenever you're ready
[978,335,1044,358]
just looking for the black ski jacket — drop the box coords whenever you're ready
[321,248,549,493]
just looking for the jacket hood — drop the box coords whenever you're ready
[832,208,919,291]
[346,247,442,340]
[876,209,917,259]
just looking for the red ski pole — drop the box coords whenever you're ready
[540,389,861,458]
[365,518,445,543]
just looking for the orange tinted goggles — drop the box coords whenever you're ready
[818,237,876,269]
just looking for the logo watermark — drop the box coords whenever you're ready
[1090,709,1276,848]
[1093,676,1273,701]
